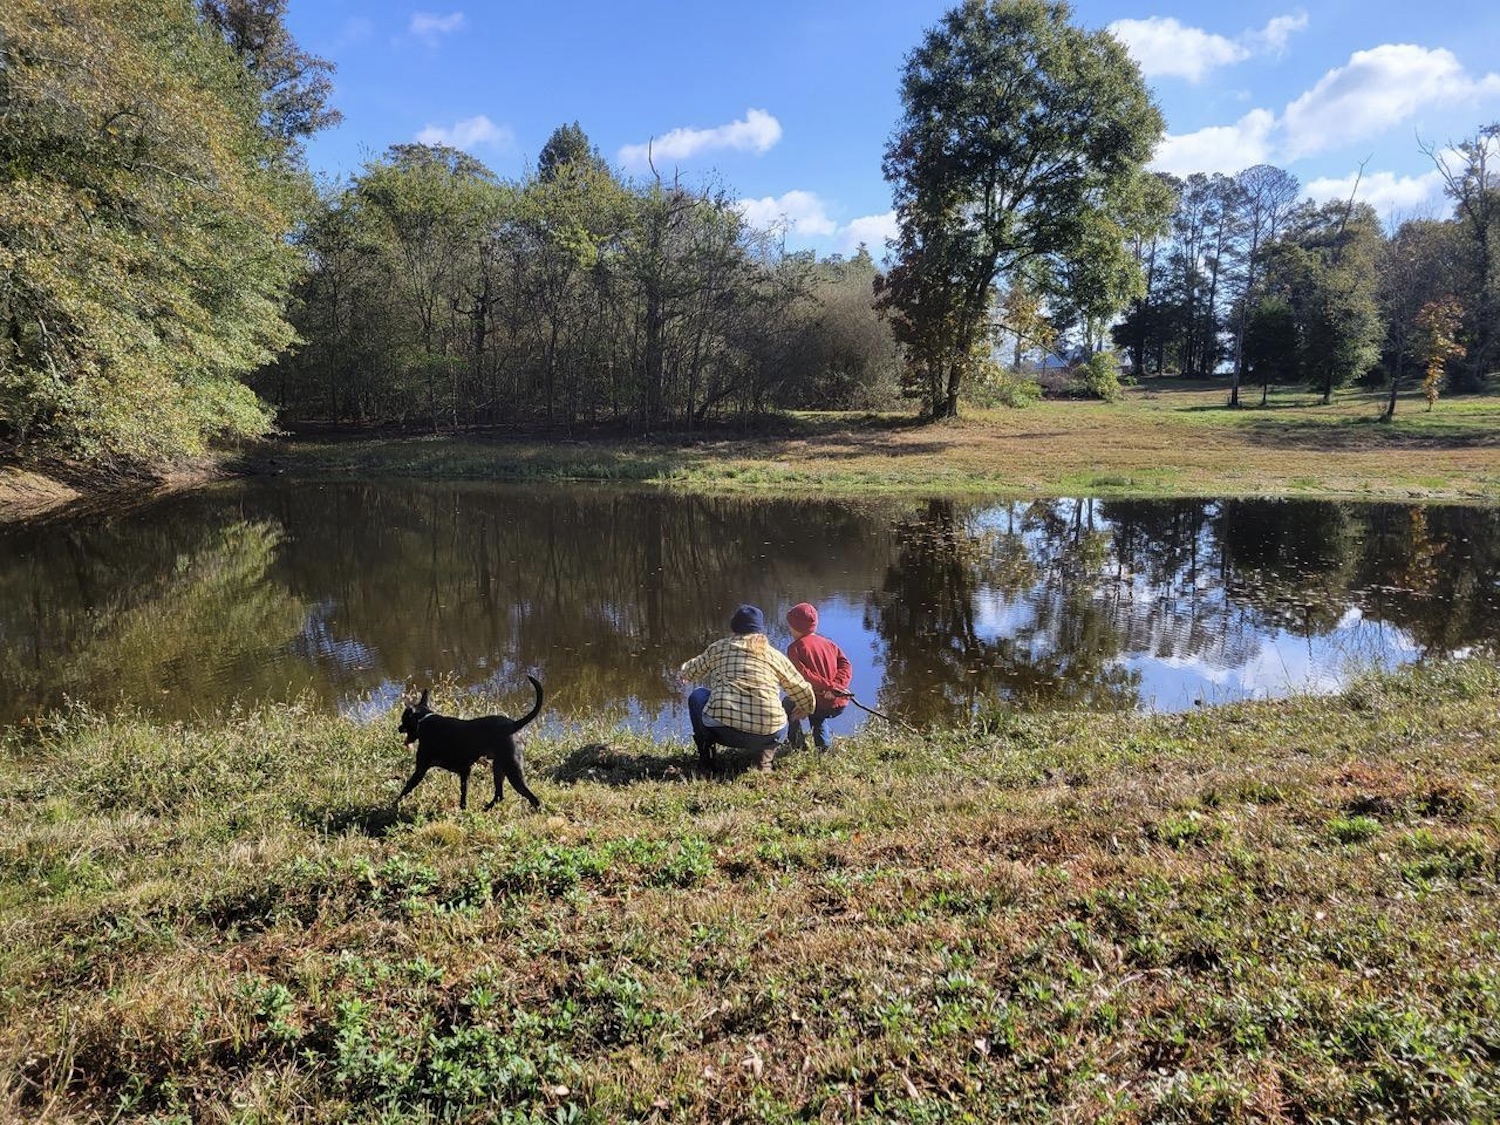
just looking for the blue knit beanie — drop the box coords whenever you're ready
[730,604,766,635]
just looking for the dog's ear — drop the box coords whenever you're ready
[418,689,430,707]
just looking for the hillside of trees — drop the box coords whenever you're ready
[1,0,1497,471]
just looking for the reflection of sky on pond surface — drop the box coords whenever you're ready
[2,482,1497,738]
[1119,610,1417,711]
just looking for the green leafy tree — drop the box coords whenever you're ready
[1378,218,1464,419]
[1243,296,1298,405]
[1261,200,1386,403]
[196,0,341,152]
[353,144,510,427]
[0,0,313,462]
[537,121,611,183]
[1424,124,1500,391]
[878,0,1165,419]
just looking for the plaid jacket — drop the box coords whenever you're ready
[681,635,816,735]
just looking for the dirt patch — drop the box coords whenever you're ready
[0,457,230,525]
[0,466,83,521]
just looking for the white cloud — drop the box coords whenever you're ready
[415,114,512,150]
[1282,45,1500,159]
[733,194,897,255]
[1108,17,1247,82]
[736,190,837,237]
[1247,12,1309,54]
[1304,169,1447,220]
[1107,12,1308,83]
[619,109,782,169]
[838,211,898,255]
[409,11,464,45]
[1150,109,1276,176]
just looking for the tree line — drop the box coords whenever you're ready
[259,134,899,431]
[1111,132,1500,414]
[2,0,1497,470]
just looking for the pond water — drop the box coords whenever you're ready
[3,481,1497,739]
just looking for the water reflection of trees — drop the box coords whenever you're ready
[243,483,897,721]
[3,484,1497,728]
[868,497,1500,722]
[869,500,1143,724]
[0,518,306,721]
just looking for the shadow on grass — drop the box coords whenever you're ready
[1234,414,1500,451]
[297,801,403,837]
[549,740,770,784]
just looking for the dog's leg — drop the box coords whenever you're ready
[499,747,540,809]
[458,767,471,810]
[484,755,506,811]
[506,764,541,809]
[507,759,543,810]
[395,766,429,806]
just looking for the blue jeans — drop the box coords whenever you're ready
[688,687,787,751]
[783,696,845,750]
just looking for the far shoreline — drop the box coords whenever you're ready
[5,378,1499,523]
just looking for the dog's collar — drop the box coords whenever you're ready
[416,713,436,724]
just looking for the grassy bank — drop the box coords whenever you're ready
[248,380,1500,503]
[5,380,1500,523]
[3,659,1499,1121]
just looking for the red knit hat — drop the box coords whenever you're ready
[786,602,818,633]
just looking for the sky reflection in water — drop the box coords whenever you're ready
[3,483,1496,740]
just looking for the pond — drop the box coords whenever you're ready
[4,481,1498,739]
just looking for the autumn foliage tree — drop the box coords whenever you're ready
[1415,297,1466,412]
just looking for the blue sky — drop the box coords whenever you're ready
[285,1,1500,257]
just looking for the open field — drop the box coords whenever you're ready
[3,658,1499,1121]
[4,380,1500,523]
[241,380,1500,504]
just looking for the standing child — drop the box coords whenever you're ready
[782,602,853,751]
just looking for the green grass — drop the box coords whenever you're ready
[241,380,1500,504]
[4,659,1500,1121]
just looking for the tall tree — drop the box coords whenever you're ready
[1378,218,1464,418]
[1228,164,1300,405]
[1424,124,1500,392]
[536,121,610,183]
[0,0,313,461]
[353,144,508,428]
[877,0,1165,419]
[197,0,340,153]
[1111,173,1179,376]
[1264,200,1386,403]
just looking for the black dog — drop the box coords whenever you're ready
[395,676,544,811]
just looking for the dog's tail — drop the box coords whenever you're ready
[510,674,544,733]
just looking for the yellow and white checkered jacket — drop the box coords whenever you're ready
[681,635,816,735]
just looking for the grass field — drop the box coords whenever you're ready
[245,379,1500,503]
[3,658,1499,1122]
